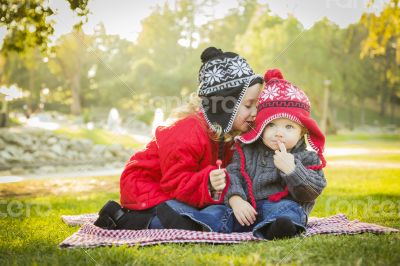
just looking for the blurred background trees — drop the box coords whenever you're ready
[0,0,398,132]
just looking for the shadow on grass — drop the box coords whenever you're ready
[0,175,120,199]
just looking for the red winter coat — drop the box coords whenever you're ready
[120,113,234,210]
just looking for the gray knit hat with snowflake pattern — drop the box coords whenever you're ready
[198,47,262,134]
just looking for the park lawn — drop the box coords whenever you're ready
[326,133,400,143]
[327,153,400,163]
[1,166,399,266]
[326,133,400,149]
[53,127,145,149]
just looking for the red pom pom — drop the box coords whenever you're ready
[216,159,222,168]
[264,69,284,82]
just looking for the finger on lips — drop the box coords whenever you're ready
[278,141,287,152]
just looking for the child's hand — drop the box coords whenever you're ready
[209,169,226,191]
[229,196,257,226]
[273,141,296,174]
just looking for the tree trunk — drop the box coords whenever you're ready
[348,98,354,130]
[70,40,83,116]
[320,82,330,135]
[380,52,391,116]
[70,73,82,115]
[380,79,388,117]
[0,99,8,127]
[29,68,35,111]
[360,98,365,125]
[389,86,396,124]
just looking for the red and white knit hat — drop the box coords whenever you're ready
[238,68,326,160]
[233,69,326,207]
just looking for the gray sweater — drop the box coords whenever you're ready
[225,138,327,215]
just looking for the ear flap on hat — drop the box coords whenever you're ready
[298,115,326,170]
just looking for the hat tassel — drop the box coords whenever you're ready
[268,187,289,202]
[306,152,326,171]
[234,142,257,209]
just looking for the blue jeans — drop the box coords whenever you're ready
[149,200,232,233]
[231,199,307,238]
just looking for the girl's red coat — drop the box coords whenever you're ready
[120,113,233,210]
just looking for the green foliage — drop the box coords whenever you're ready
[1,48,58,112]
[48,28,96,114]
[0,0,90,54]
[66,0,89,17]
[200,0,258,52]
[0,0,54,53]
[0,0,399,129]
[133,1,198,97]
[361,0,399,60]
[135,109,156,125]
[361,0,400,117]
[88,24,137,108]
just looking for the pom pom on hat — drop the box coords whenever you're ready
[200,47,224,63]
[264,68,284,82]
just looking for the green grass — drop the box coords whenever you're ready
[1,169,399,265]
[327,133,400,142]
[327,153,400,163]
[327,133,400,149]
[1,138,400,265]
[325,134,400,163]
[53,127,145,149]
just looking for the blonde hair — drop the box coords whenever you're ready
[301,126,308,136]
[211,123,241,142]
[167,92,201,121]
[166,92,241,142]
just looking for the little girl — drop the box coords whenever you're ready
[225,69,327,239]
[94,47,263,232]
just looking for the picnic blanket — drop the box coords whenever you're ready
[60,213,399,248]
